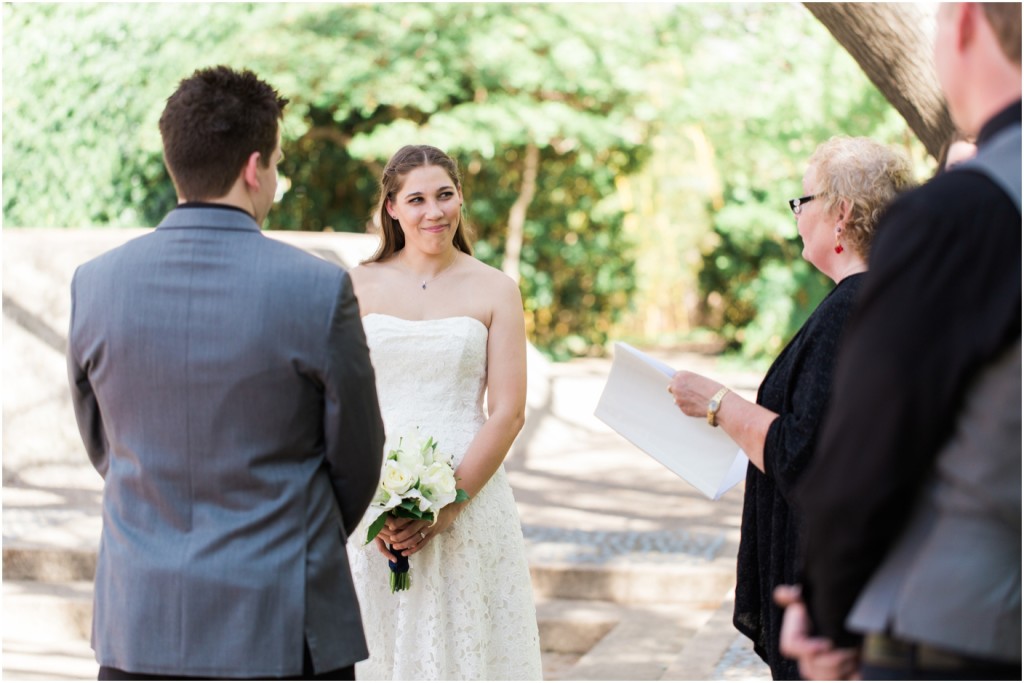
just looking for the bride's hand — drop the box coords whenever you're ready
[370,516,412,560]
[372,516,430,558]
[393,503,466,557]
[372,536,398,561]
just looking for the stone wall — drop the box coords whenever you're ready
[2,228,379,481]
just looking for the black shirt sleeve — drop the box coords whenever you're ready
[796,170,1022,645]
[762,276,863,504]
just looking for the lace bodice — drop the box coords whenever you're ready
[362,314,487,466]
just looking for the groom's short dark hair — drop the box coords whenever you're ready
[159,66,288,201]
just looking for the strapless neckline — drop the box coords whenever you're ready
[363,312,487,333]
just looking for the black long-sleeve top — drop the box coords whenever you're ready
[734,273,864,680]
[797,101,1023,646]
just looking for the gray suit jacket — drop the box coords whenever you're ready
[67,206,385,677]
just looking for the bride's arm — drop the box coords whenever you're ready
[453,274,528,499]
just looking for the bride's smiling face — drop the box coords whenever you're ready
[387,165,463,255]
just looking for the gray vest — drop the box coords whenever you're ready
[847,123,1022,662]
[959,123,1022,210]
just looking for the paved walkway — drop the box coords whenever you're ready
[511,351,769,680]
[3,229,771,680]
[3,350,770,681]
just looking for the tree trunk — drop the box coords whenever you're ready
[804,3,955,159]
[502,143,540,284]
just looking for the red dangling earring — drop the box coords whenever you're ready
[834,243,844,254]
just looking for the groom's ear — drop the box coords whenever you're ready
[242,151,262,190]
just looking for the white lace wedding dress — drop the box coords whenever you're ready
[348,313,542,681]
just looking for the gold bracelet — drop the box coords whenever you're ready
[707,387,730,427]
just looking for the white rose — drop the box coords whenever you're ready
[381,460,415,496]
[419,461,458,508]
[393,443,426,478]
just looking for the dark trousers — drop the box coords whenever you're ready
[98,642,355,681]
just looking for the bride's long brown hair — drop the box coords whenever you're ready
[365,145,474,264]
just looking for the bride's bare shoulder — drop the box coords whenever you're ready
[350,259,391,282]
[474,258,520,289]
[348,260,395,304]
[460,257,523,311]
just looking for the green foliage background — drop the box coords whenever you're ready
[3,3,929,361]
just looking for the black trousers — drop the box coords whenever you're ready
[98,642,355,681]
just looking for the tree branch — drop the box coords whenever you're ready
[502,143,540,283]
[804,2,954,158]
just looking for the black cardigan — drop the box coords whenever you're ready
[733,273,864,680]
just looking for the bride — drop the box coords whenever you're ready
[347,144,542,680]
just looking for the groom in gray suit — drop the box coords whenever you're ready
[67,66,385,680]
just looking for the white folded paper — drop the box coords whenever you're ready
[594,342,748,500]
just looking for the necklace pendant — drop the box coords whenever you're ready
[421,282,427,290]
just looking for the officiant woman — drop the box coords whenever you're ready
[667,136,914,680]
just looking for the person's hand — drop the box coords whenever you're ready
[375,516,428,557]
[775,585,861,681]
[667,370,722,418]
[375,503,465,558]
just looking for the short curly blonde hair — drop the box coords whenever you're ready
[808,136,916,260]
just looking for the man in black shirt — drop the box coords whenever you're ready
[778,4,1021,680]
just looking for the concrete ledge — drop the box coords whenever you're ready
[3,581,94,640]
[530,561,735,605]
[3,581,96,681]
[4,542,735,603]
[3,548,96,582]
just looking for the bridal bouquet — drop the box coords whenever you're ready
[365,431,469,592]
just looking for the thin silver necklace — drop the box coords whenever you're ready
[395,251,458,290]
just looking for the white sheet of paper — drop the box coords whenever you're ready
[594,342,749,500]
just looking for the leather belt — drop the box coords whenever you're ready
[863,632,996,671]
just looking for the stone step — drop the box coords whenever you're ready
[4,542,736,607]
[555,600,719,680]
[529,560,735,605]
[3,580,93,640]
[660,590,771,681]
[535,590,771,681]
[2,582,759,681]
[3,547,96,583]
[3,581,96,681]
[0,585,703,654]
[536,598,626,654]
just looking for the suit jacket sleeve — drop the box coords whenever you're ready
[797,173,1022,645]
[322,271,385,536]
[67,267,110,478]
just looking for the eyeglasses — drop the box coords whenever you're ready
[788,194,817,215]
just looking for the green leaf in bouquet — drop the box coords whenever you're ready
[454,488,470,504]
[395,502,434,521]
[365,511,388,545]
